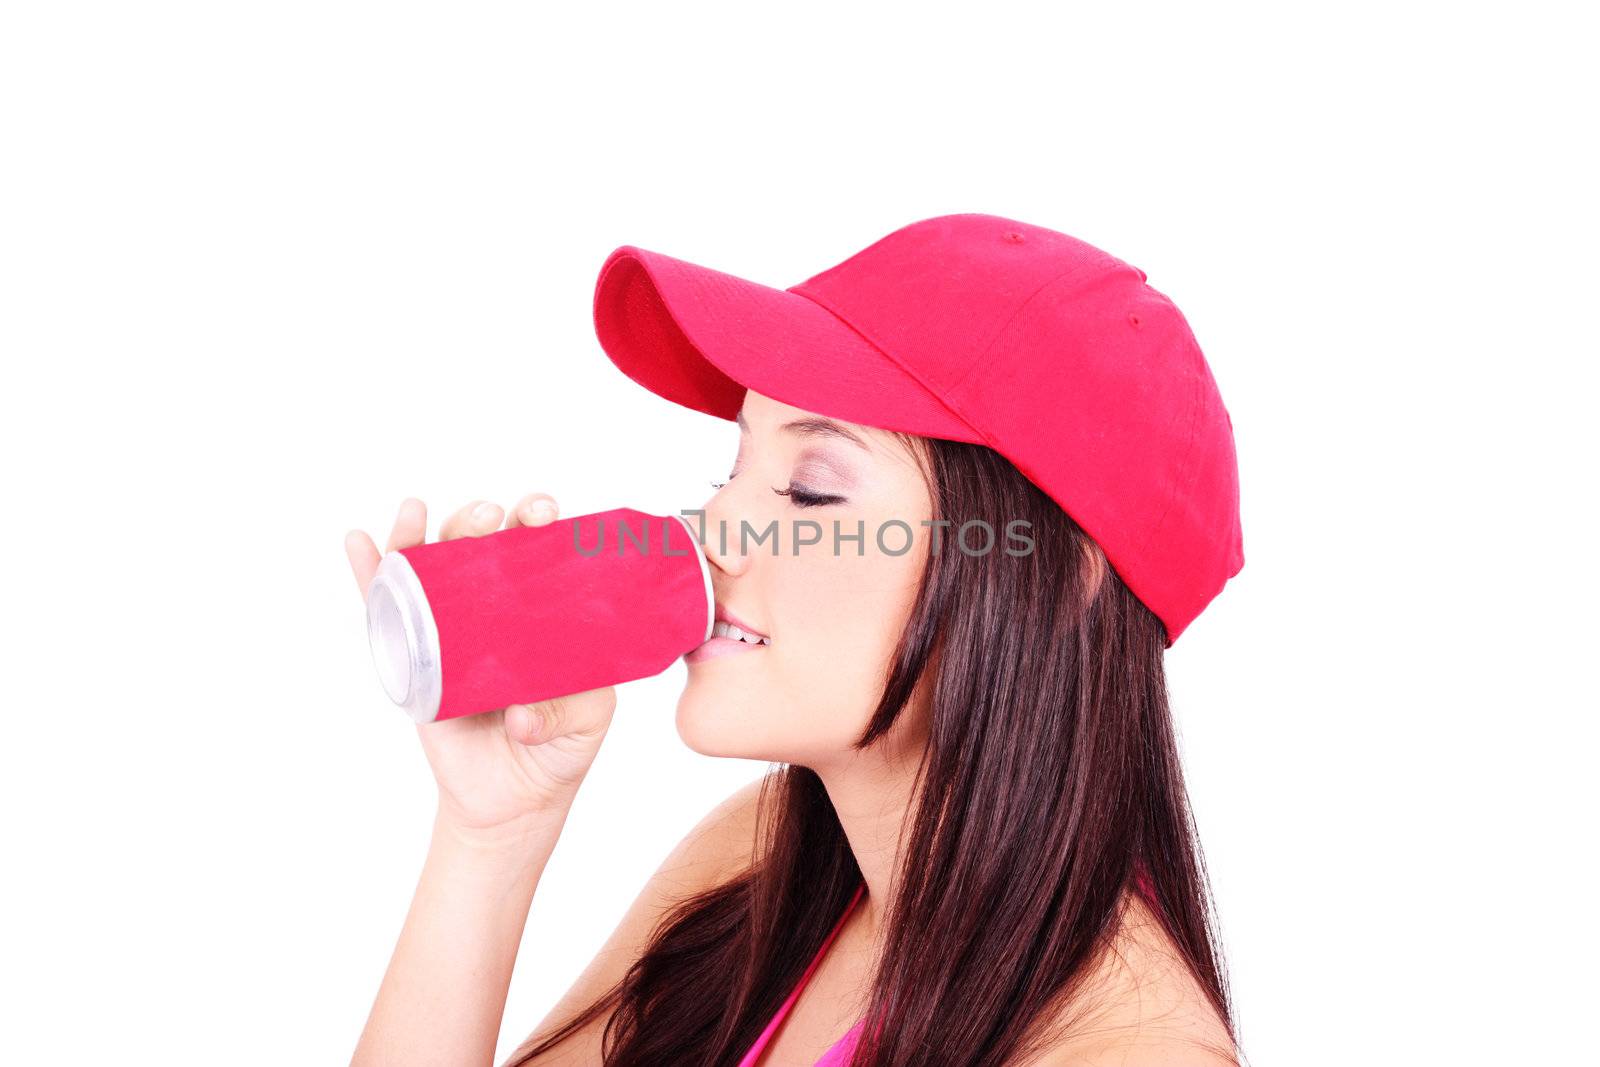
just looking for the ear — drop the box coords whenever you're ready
[1081,539,1109,601]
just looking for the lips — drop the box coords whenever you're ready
[684,604,771,663]
[713,605,770,645]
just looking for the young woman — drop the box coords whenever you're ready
[346,215,1246,1066]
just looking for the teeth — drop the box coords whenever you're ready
[712,620,770,645]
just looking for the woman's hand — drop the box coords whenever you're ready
[345,494,618,837]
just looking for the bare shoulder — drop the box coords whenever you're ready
[502,775,770,1065]
[652,771,771,891]
[1017,892,1240,1067]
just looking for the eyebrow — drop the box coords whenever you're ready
[736,409,872,452]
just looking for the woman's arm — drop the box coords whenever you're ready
[350,805,570,1067]
[502,774,769,1065]
[343,494,619,1066]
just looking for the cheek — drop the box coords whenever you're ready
[673,547,925,760]
[770,534,926,724]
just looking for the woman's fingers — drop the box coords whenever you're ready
[439,499,503,542]
[350,494,557,600]
[505,493,559,529]
[344,528,381,598]
[386,497,427,553]
[346,498,426,601]
[517,688,611,747]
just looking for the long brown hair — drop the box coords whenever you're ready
[506,435,1238,1066]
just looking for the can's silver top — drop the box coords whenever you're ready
[365,551,443,724]
[673,512,716,645]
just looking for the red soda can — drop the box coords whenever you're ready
[364,506,713,723]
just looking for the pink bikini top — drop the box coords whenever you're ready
[736,881,868,1067]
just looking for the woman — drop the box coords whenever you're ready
[347,214,1246,1066]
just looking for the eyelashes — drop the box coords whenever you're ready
[773,485,845,508]
[708,478,845,508]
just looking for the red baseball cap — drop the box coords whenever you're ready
[591,212,1243,646]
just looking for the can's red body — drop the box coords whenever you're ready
[368,507,713,723]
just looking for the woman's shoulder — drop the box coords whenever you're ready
[1018,891,1240,1067]
[644,789,1241,1067]
[661,790,1242,1066]
[503,776,771,1064]
[653,772,770,890]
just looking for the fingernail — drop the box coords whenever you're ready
[474,501,497,523]
[531,499,557,521]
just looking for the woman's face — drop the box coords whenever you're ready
[677,389,934,767]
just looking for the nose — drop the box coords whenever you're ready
[698,485,754,579]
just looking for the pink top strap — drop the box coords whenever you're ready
[737,881,867,1067]
[742,868,1156,1064]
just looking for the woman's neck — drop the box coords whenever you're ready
[809,703,931,951]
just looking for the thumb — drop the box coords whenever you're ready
[505,703,544,747]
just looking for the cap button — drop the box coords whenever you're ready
[1002,231,1025,244]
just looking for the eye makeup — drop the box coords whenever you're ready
[710,473,849,508]
[710,425,864,508]
[772,484,846,508]
[793,448,859,489]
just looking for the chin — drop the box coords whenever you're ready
[673,687,860,768]
[671,685,803,762]
[673,686,760,759]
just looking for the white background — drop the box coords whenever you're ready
[2,3,1593,1064]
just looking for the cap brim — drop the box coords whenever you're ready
[592,245,982,443]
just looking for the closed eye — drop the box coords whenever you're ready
[773,485,845,508]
